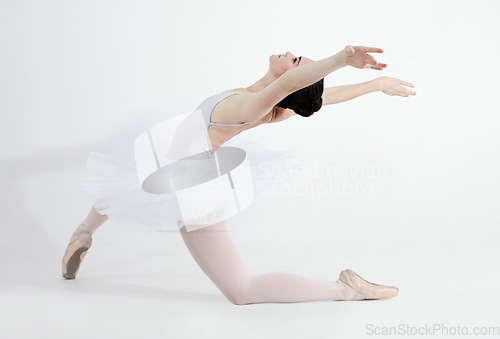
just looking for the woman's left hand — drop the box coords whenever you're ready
[343,45,387,70]
[373,76,416,97]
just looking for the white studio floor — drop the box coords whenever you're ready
[1,148,499,339]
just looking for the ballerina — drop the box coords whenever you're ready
[62,45,416,305]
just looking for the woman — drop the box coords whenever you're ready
[62,45,416,305]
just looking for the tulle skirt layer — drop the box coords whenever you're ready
[80,103,303,232]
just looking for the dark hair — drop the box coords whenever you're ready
[276,78,324,117]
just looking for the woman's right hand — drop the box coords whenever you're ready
[373,76,416,97]
[343,45,387,70]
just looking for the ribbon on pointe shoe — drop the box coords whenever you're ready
[68,221,93,243]
[339,269,399,300]
[329,280,371,301]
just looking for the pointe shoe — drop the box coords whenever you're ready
[339,269,399,300]
[62,229,92,279]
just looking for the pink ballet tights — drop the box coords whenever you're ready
[68,207,108,243]
[179,220,369,305]
[74,207,368,304]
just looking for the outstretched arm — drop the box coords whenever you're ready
[236,45,387,123]
[322,76,416,106]
[322,81,378,105]
[287,45,386,92]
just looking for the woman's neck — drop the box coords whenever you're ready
[245,71,277,93]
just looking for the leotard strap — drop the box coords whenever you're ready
[198,91,273,127]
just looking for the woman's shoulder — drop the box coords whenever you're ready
[221,88,251,94]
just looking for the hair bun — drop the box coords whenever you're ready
[275,78,325,118]
[295,97,323,117]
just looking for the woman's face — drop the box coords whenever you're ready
[269,51,313,77]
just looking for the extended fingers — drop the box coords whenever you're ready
[367,57,387,70]
[367,62,386,70]
[397,87,416,96]
[361,46,384,53]
[398,81,416,94]
[364,54,386,69]
[399,79,415,88]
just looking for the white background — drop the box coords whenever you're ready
[1,0,499,338]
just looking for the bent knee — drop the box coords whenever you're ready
[222,283,253,305]
[226,292,251,306]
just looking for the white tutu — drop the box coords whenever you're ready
[80,99,303,232]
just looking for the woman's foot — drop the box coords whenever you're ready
[336,269,399,300]
[61,222,93,279]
